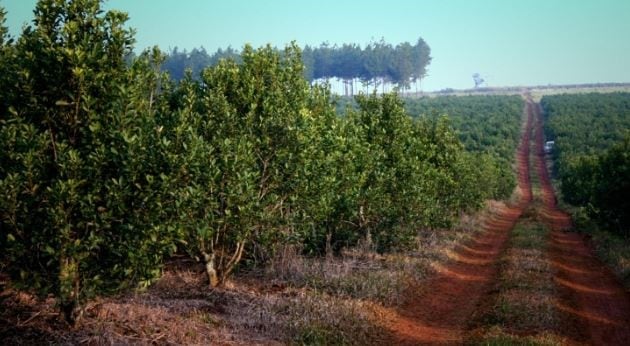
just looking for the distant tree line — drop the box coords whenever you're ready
[161,38,431,95]
[162,46,241,81]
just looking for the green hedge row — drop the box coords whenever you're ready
[0,0,515,322]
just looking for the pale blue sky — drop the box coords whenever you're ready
[3,0,630,90]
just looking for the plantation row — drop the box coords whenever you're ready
[404,96,522,160]
[0,1,512,323]
[337,95,524,199]
[542,93,630,235]
[404,95,523,198]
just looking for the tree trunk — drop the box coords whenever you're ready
[359,205,366,229]
[59,255,80,325]
[220,241,246,283]
[366,229,373,249]
[325,231,333,260]
[203,241,246,288]
[203,252,219,287]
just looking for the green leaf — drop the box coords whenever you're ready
[89,123,101,132]
[55,100,72,106]
[44,245,55,255]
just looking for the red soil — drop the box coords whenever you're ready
[531,100,630,345]
[382,100,534,344]
[384,96,630,345]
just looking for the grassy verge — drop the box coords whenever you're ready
[561,205,630,290]
[547,154,630,291]
[262,222,479,306]
[0,207,490,345]
[467,216,565,345]
[246,211,488,344]
[588,230,630,289]
[466,120,566,345]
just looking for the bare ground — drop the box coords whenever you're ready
[381,96,630,346]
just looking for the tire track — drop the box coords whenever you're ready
[382,99,534,345]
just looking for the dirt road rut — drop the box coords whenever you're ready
[383,96,630,345]
[383,99,534,344]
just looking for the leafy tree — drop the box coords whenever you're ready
[0,0,178,323]
[592,134,630,233]
[389,42,414,89]
[161,46,187,80]
[169,43,316,286]
[410,38,431,86]
[0,6,15,114]
[345,94,473,250]
[301,44,315,81]
[347,93,409,249]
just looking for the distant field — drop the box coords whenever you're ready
[338,94,523,161]
[401,82,630,99]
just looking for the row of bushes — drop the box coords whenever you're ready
[403,95,523,199]
[336,95,523,200]
[0,0,513,323]
[542,93,630,236]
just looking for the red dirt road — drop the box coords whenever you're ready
[531,100,630,345]
[383,96,630,345]
[382,101,534,344]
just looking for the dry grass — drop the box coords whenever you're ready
[262,244,425,307]
[0,282,65,344]
[232,207,488,344]
[545,137,630,292]
[586,229,630,289]
[469,217,562,343]
[0,252,423,345]
[249,292,387,345]
[0,206,491,345]
[261,208,484,308]
[559,202,630,290]
[467,325,569,346]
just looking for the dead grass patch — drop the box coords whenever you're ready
[469,220,562,342]
[0,204,492,345]
[566,221,630,290]
[468,325,571,346]
[0,285,65,344]
[589,230,630,289]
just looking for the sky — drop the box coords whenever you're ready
[3,0,630,91]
